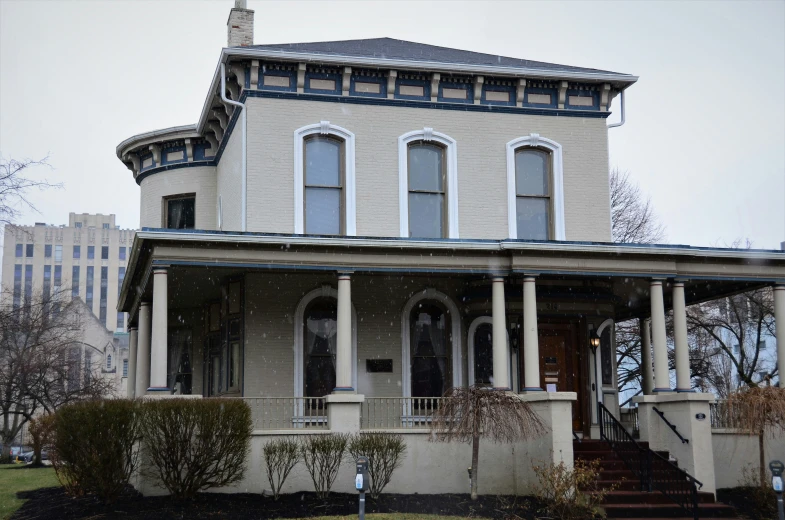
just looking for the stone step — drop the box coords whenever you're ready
[603,503,739,518]
[600,491,716,505]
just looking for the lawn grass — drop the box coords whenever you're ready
[0,464,60,520]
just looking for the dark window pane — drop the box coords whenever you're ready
[408,143,443,192]
[410,302,450,398]
[119,247,126,260]
[87,246,94,259]
[516,198,549,240]
[305,137,341,186]
[304,298,337,398]
[26,244,34,257]
[73,245,80,258]
[101,246,108,260]
[45,245,52,258]
[15,244,22,257]
[166,197,195,229]
[408,192,444,238]
[86,266,94,310]
[474,323,494,386]
[13,265,22,308]
[72,266,80,298]
[305,187,341,234]
[24,265,32,305]
[515,150,549,196]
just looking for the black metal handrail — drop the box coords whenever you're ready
[598,403,701,520]
[652,406,689,444]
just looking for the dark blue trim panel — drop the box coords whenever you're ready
[565,89,599,111]
[304,71,341,95]
[350,74,387,98]
[136,161,215,184]
[524,87,558,109]
[438,81,473,104]
[482,84,516,106]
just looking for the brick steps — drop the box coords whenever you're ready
[574,440,740,519]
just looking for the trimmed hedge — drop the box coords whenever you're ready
[139,398,252,499]
[52,399,141,502]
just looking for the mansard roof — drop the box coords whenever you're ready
[247,37,626,77]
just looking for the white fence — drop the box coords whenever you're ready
[241,397,327,430]
[361,397,446,429]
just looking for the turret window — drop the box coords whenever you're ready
[164,194,195,229]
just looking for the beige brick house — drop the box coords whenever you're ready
[116,1,785,505]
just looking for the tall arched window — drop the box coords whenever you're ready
[506,134,565,240]
[514,148,551,240]
[410,301,451,398]
[304,136,343,235]
[472,322,493,387]
[398,128,459,238]
[106,353,112,370]
[407,142,446,238]
[303,297,337,397]
[294,122,356,236]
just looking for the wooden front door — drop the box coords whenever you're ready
[521,322,584,431]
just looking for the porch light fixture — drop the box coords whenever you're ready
[590,331,601,350]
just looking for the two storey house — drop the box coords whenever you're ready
[116,2,785,498]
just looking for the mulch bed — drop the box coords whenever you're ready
[716,486,777,520]
[12,487,546,520]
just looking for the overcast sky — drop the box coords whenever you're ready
[1,0,783,251]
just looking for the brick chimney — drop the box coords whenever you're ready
[227,0,254,47]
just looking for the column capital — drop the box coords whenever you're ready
[774,284,785,291]
[650,278,665,285]
[522,274,538,282]
[152,266,169,275]
[337,271,353,280]
[491,275,505,283]
[672,279,687,286]
[128,326,138,332]
[140,301,152,307]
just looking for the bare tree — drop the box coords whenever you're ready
[610,168,665,244]
[430,386,546,500]
[686,287,776,391]
[611,168,667,397]
[0,286,111,461]
[0,156,60,227]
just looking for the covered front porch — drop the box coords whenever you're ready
[119,230,785,495]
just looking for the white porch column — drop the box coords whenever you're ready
[135,302,152,397]
[640,318,654,395]
[335,272,353,392]
[492,276,510,390]
[775,284,785,384]
[522,276,541,391]
[149,267,169,392]
[672,281,692,392]
[127,326,138,398]
[650,279,671,393]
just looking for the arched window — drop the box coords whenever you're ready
[106,353,112,370]
[467,316,512,388]
[303,297,337,397]
[398,128,459,238]
[514,149,551,240]
[304,136,344,235]
[407,142,446,238]
[410,301,451,398]
[472,322,493,387]
[294,122,356,236]
[506,134,565,240]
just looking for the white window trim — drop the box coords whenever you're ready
[506,133,565,240]
[293,285,358,400]
[401,288,462,398]
[467,316,512,387]
[398,128,459,239]
[294,122,356,235]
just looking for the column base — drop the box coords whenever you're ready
[521,387,544,393]
[332,387,355,392]
[325,393,364,432]
[652,387,673,393]
[146,387,171,393]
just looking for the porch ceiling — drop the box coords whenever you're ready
[119,229,785,322]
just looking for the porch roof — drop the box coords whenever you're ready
[118,228,785,321]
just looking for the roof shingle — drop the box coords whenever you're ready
[247,37,630,77]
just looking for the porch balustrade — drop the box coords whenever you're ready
[361,397,446,429]
[241,397,327,430]
[709,400,743,429]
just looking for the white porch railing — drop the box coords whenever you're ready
[242,397,327,430]
[362,397,446,429]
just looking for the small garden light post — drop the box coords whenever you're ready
[770,460,784,520]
